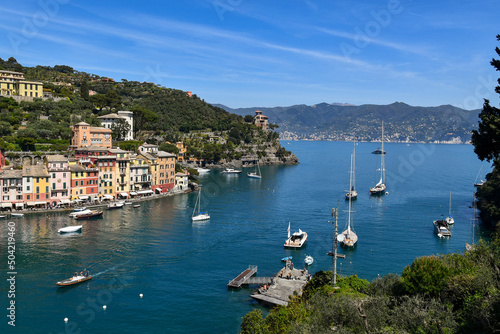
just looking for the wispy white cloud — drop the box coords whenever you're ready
[316,27,433,58]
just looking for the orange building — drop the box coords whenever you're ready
[71,122,112,149]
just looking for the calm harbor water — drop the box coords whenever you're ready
[1,141,492,334]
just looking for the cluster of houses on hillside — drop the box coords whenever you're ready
[0,69,272,211]
[0,108,189,211]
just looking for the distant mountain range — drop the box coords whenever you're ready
[215,102,481,143]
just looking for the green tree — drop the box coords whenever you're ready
[471,34,500,231]
[471,34,500,163]
[80,80,89,100]
[401,255,453,298]
[244,115,254,123]
[111,119,131,142]
[158,143,179,154]
[132,106,158,133]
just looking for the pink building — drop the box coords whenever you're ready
[46,155,71,205]
[0,169,23,211]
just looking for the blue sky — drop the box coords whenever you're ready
[0,0,499,110]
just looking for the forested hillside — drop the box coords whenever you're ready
[0,57,294,163]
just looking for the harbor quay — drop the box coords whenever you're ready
[229,262,311,307]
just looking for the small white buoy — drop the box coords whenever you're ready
[139,293,143,298]
[385,192,389,195]
[64,317,68,323]
[103,305,107,310]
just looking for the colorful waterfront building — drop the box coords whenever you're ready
[45,155,71,206]
[174,172,189,191]
[129,154,151,193]
[156,151,176,193]
[109,148,131,198]
[23,164,51,208]
[0,169,23,211]
[69,162,99,201]
[93,154,116,198]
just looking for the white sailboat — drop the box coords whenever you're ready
[474,164,485,187]
[192,188,210,221]
[338,152,358,247]
[247,161,262,179]
[370,122,386,195]
[345,143,357,200]
[445,191,454,225]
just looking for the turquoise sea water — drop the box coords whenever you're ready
[1,141,492,333]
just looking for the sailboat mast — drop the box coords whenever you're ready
[347,153,353,234]
[192,188,199,217]
[352,143,356,191]
[381,121,385,184]
[449,191,452,216]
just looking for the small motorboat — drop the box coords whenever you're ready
[74,210,103,220]
[107,202,124,209]
[304,255,314,266]
[372,148,386,155]
[58,225,83,233]
[73,207,87,212]
[124,201,132,205]
[281,256,292,262]
[69,209,92,217]
[56,271,92,286]
[221,168,242,174]
[0,215,6,219]
[133,204,140,208]
[284,222,307,248]
[197,168,211,173]
[10,213,24,217]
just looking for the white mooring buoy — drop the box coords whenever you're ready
[139,293,143,298]
[64,317,68,323]
[103,305,107,310]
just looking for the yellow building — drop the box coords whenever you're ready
[95,155,116,197]
[22,165,50,207]
[0,70,43,98]
[109,148,131,197]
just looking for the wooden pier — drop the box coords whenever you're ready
[228,265,258,288]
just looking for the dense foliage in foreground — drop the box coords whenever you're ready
[241,240,500,334]
[472,34,500,234]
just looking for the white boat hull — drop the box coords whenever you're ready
[192,213,210,221]
[58,225,83,233]
[284,230,307,248]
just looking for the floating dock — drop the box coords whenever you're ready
[228,265,259,288]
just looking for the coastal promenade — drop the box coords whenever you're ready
[1,188,192,216]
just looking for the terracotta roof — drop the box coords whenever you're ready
[22,165,49,177]
[156,151,176,158]
[46,154,68,162]
[69,165,86,172]
[0,169,22,179]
